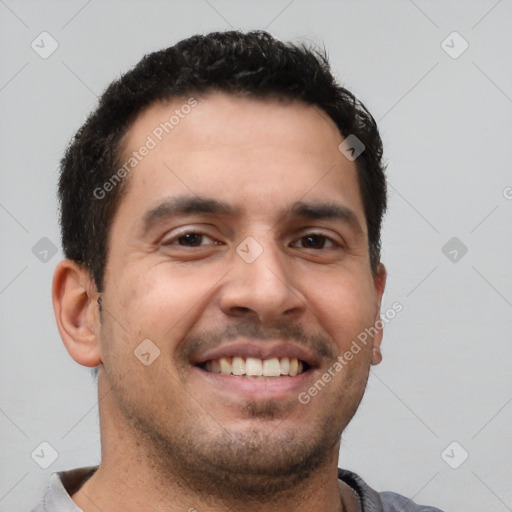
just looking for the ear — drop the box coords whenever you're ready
[370,262,387,366]
[52,259,102,367]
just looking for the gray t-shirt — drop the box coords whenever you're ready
[31,466,445,512]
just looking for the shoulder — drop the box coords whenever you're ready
[30,466,98,512]
[337,468,445,512]
[380,491,445,511]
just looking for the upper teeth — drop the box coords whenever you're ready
[204,357,304,377]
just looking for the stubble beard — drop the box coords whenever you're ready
[110,375,365,506]
[101,320,370,504]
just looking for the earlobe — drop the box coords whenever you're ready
[371,346,382,365]
[371,263,387,366]
[52,260,102,368]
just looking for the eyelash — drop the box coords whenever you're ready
[166,232,219,247]
[291,234,338,250]
[163,231,340,250]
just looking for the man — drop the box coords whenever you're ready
[33,31,444,512]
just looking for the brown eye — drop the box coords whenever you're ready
[294,234,335,249]
[178,233,204,246]
[163,231,218,247]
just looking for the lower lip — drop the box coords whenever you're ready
[192,366,315,400]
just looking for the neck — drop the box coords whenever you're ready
[74,460,345,512]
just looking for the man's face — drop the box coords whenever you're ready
[97,92,385,494]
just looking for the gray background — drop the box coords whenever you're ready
[1,1,511,511]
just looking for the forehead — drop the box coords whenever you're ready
[114,92,365,231]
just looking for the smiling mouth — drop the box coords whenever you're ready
[199,356,309,379]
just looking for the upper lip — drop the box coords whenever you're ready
[191,340,321,368]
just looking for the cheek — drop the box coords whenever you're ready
[105,261,227,352]
[306,268,377,349]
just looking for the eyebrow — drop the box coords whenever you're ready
[141,196,238,234]
[140,195,363,236]
[288,201,363,233]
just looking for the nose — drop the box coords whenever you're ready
[219,239,305,325]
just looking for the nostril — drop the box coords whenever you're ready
[230,306,252,316]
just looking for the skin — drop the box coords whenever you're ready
[53,92,386,512]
